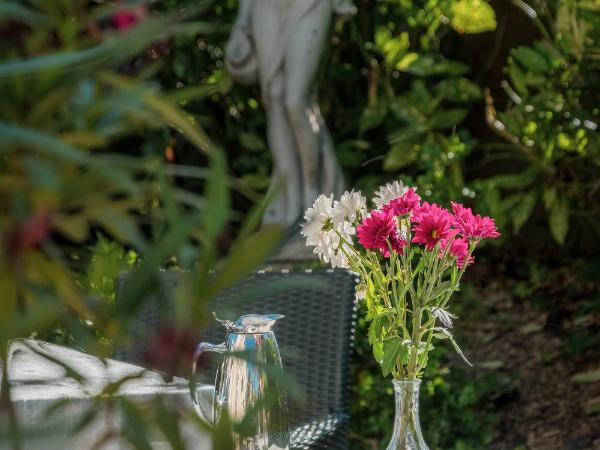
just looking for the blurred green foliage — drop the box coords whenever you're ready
[0,1,282,448]
[2,0,598,448]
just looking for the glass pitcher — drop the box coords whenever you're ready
[191,314,290,450]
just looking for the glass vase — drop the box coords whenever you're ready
[385,379,429,450]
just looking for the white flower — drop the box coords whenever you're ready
[301,194,352,269]
[301,194,334,247]
[373,180,409,209]
[355,283,367,301]
[332,190,367,230]
[327,245,350,269]
[432,307,458,329]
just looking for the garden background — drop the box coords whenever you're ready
[1,0,599,449]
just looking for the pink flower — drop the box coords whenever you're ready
[451,202,500,240]
[357,210,406,257]
[412,201,453,224]
[382,188,421,217]
[412,205,455,250]
[445,237,473,268]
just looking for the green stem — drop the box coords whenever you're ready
[438,243,477,310]
[407,306,423,379]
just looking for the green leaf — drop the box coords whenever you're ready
[0,2,46,27]
[387,124,429,144]
[384,142,418,171]
[360,102,388,134]
[119,399,153,450]
[90,210,147,252]
[154,399,185,450]
[239,132,267,152]
[372,339,384,364]
[167,83,222,103]
[450,0,497,34]
[368,313,390,345]
[202,150,230,241]
[240,174,270,190]
[512,191,538,233]
[428,282,452,302]
[549,197,569,244]
[396,52,419,70]
[512,46,551,73]
[484,169,537,189]
[374,27,410,68]
[543,186,557,210]
[54,215,89,243]
[207,224,284,298]
[0,122,137,193]
[100,73,218,156]
[508,62,528,95]
[382,338,404,376]
[434,77,482,103]
[430,108,468,129]
[402,55,469,77]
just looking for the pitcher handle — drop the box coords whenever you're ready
[190,341,226,426]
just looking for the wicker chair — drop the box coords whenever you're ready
[116,269,358,450]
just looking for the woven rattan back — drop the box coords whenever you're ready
[116,269,357,431]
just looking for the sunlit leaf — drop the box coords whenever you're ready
[402,55,469,77]
[450,0,497,34]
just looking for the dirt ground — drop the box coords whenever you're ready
[462,265,600,450]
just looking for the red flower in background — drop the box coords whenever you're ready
[143,325,197,379]
[357,210,406,257]
[111,1,147,31]
[5,211,52,261]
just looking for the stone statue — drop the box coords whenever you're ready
[225,0,355,227]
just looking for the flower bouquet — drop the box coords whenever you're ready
[301,181,500,450]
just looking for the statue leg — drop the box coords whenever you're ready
[310,98,345,197]
[283,0,333,209]
[262,74,303,226]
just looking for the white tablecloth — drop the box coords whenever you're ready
[1,340,213,450]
